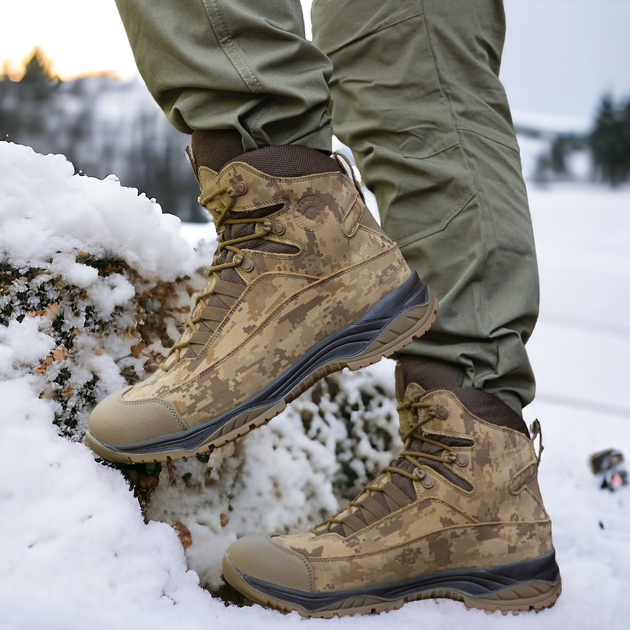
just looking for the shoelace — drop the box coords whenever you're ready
[160,185,271,370]
[317,400,462,532]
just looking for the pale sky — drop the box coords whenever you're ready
[1,0,137,79]
[2,0,630,122]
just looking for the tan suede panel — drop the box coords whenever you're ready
[160,248,407,427]
[128,273,314,393]
[202,273,314,366]
[284,499,475,559]
[88,388,186,445]
[125,246,408,425]
[227,533,313,593]
[306,521,552,592]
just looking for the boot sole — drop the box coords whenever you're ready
[223,548,562,618]
[85,271,438,464]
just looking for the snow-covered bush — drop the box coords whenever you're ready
[0,142,402,599]
[0,143,208,436]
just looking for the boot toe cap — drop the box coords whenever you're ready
[88,387,186,447]
[224,533,313,593]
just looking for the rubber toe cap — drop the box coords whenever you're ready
[88,387,186,446]
[224,533,313,593]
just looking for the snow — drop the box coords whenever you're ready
[528,185,630,414]
[0,143,198,283]
[0,376,211,630]
[1,142,629,629]
[512,112,591,136]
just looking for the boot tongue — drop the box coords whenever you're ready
[172,131,246,360]
[397,355,465,391]
[191,129,244,174]
[393,382,444,483]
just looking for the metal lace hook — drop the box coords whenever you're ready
[530,419,544,465]
[332,151,365,203]
[185,146,200,184]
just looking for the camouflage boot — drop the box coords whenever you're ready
[223,357,561,617]
[86,134,437,463]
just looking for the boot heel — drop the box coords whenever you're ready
[461,578,562,613]
[346,294,438,371]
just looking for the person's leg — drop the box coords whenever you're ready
[88,0,439,463]
[312,0,539,415]
[220,1,561,616]
[115,0,333,152]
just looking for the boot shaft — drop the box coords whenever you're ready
[196,147,396,283]
[395,358,549,524]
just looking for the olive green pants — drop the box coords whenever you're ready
[116,0,539,414]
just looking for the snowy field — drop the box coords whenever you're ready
[1,143,629,629]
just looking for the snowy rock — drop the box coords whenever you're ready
[0,142,210,434]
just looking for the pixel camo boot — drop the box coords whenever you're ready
[223,358,561,617]
[86,136,437,463]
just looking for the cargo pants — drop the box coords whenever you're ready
[115,0,539,415]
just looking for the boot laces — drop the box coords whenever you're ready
[160,186,272,370]
[316,400,460,533]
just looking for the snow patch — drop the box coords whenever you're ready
[0,143,197,282]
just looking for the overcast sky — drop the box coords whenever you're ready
[2,0,629,123]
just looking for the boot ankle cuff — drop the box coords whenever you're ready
[227,144,343,178]
[396,354,465,391]
[453,388,530,437]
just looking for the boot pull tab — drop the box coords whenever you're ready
[333,151,365,203]
[185,146,200,185]
[530,419,544,465]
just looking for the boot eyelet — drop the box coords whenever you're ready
[241,257,254,272]
[456,454,469,467]
[233,254,244,265]
[229,181,248,197]
[446,452,458,463]
[263,221,286,235]
[421,476,434,489]
[413,469,426,481]
[434,405,449,420]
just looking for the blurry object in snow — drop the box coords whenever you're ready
[589,449,629,491]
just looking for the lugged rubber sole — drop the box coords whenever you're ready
[85,272,438,464]
[222,548,562,618]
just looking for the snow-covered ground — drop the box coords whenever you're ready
[1,143,629,629]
